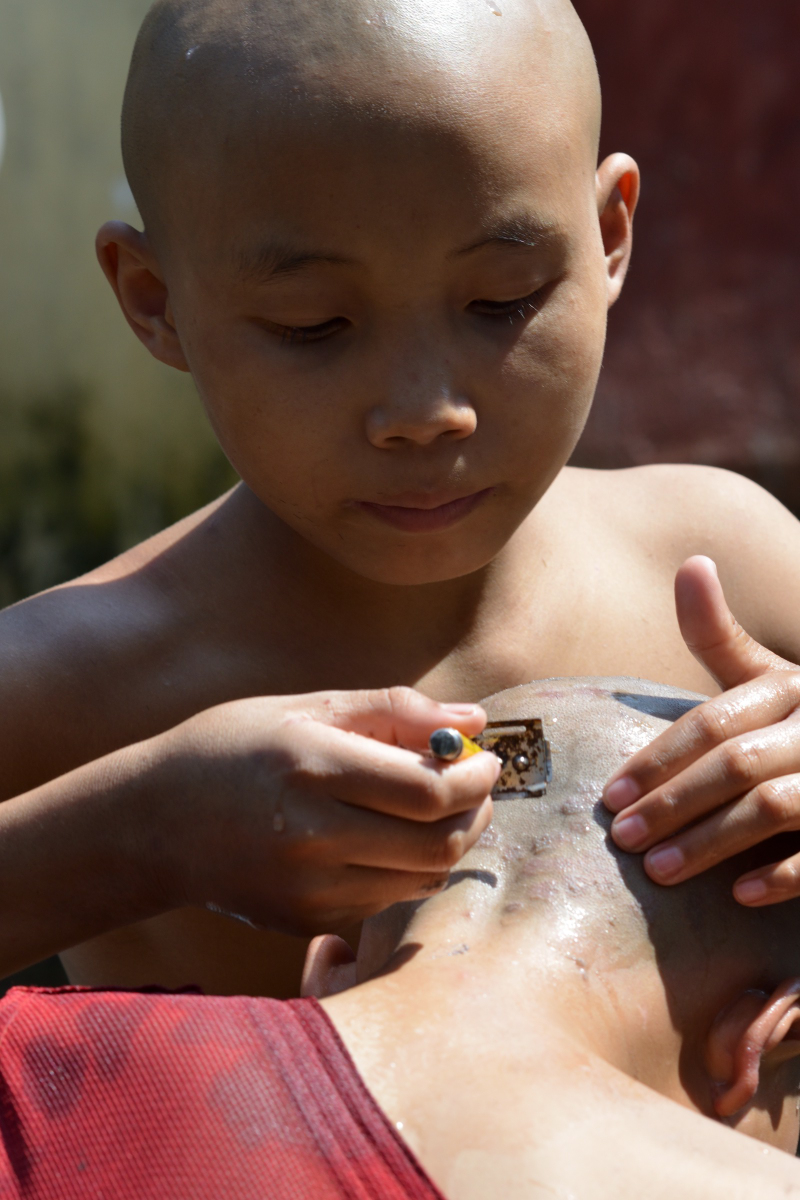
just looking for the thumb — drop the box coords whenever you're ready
[311,687,487,752]
[675,556,790,690]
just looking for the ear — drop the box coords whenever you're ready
[706,979,800,1119]
[301,935,358,999]
[96,221,190,373]
[595,153,640,308]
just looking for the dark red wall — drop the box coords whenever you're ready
[571,0,800,508]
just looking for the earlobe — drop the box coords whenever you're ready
[596,153,640,308]
[706,979,800,1119]
[96,221,190,373]
[301,935,358,999]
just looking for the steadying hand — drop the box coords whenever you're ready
[604,555,800,906]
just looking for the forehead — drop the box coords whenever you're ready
[184,123,590,285]
[166,46,596,261]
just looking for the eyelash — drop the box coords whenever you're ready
[277,318,348,346]
[270,288,545,346]
[469,289,544,322]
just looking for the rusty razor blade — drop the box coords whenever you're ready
[475,718,553,799]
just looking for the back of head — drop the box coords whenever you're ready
[365,678,800,1031]
[484,679,800,1001]
[487,679,800,1014]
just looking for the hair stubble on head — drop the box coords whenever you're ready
[383,679,800,1015]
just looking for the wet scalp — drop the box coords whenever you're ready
[474,678,800,988]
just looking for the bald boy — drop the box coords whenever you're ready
[3,679,800,1199]
[1,0,800,998]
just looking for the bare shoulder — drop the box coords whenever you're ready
[566,464,800,659]
[0,494,236,798]
[565,461,795,529]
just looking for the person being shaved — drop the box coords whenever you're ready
[2,678,800,1199]
[2,0,800,1002]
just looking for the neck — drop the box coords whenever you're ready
[223,483,555,689]
[334,878,684,1105]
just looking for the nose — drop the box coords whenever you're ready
[365,387,477,449]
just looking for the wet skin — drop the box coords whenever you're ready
[320,678,800,1198]
[2,1,800,997]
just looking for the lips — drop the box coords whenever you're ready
[357,487,494,533]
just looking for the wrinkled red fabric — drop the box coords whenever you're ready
[0,987,443,1200]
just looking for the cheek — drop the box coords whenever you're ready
[537,275,608,408]
[210,391,348,520]
[737,1100,800,1153]
[727,1076,800,1152]
[180,314,355,503]
[488,286,606,462]
[772,1077,800,1153]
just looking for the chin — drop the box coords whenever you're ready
[336,539,507,586]
[328,502,527,586]
[262,491,526,585]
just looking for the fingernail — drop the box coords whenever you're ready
[604,777,641,812]
[735,878,768,904]
[646,845,684,882]
[612,814,649,849]
[444,704,481,715]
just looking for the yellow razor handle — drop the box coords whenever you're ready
[429,728,483,762]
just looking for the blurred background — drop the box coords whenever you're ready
[0,0,798,989]
[0,0,236,611]
[574,0,800,508]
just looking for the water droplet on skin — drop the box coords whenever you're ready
[485,0,502,13]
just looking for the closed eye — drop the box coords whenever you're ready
[264,317,349,345]
[469,289,545,322]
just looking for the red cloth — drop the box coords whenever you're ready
[0,987,444,1200]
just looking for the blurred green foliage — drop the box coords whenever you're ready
[0,386,238,607]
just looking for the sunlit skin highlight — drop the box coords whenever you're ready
[313,680,800,1198]
[1,0,800,1009]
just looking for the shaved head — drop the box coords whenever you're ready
[361,679,800,1031]
[104,0,633,590]
[122,0,601,240]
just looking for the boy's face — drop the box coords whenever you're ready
[128,54,635,585]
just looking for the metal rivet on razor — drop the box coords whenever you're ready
[429,719,552,799]
[477,719,552,799]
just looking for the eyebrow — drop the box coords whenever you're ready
[452,217,563,257]
[236,241,357,283]
[237,215,562,282]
